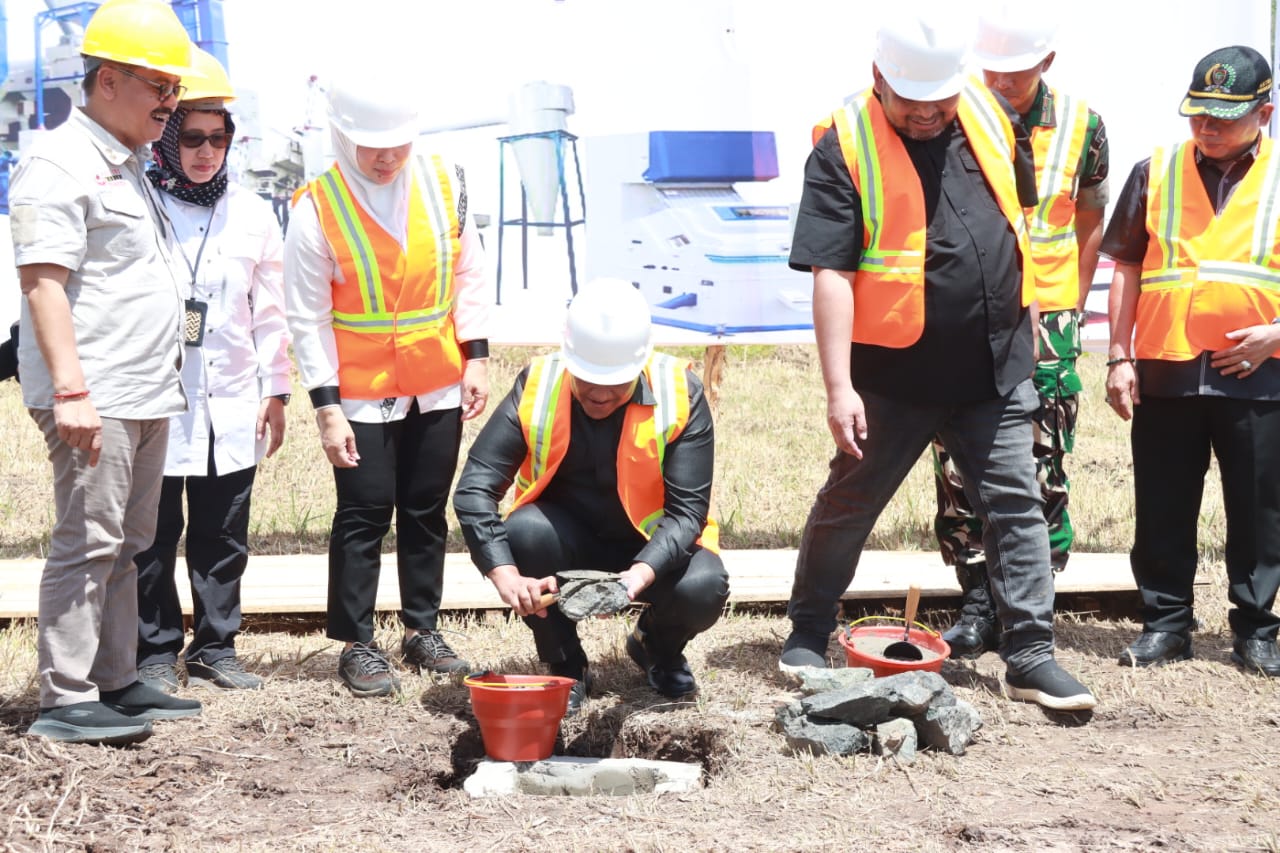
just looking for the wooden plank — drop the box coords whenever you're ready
[0,550,1145,619]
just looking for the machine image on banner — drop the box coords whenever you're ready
[0,0,1272,347]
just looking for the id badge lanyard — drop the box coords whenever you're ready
[164,197,219,347]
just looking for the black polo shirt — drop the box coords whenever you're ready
[790,96,1038,404]
[1100,140,1280,401]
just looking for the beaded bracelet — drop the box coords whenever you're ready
[52,389,90,402]
[1105,357,1136,367]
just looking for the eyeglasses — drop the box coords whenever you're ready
[110,64,187,102]
[178,130,231,149]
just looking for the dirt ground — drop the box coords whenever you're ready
[2,565,1279,853]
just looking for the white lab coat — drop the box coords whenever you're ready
[160,183,292,477]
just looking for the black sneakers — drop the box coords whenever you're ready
[138,661,181,695]
[100,681,202,721]
[778,629,830,672]
[27,702,153,745]
[186,656,264,690]
[401,630,470,675]
[1004,659,1097,711]
[338,643,400,697]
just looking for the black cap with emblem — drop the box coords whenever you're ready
[1180,45,1274,120]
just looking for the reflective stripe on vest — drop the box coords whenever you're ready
[511,353,719,553]
[306,155,463,398]
[1138,138,1280,358]
[1028,89,1090,310]
[823,80,1034,349]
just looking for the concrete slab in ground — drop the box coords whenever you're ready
[463,756,704,798]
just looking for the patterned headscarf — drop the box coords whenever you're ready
[146,106,236,207]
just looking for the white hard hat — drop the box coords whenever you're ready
[974,2,1057,72]
[326,71,419,148]
[561,279,653,385]
[875,2,972,101]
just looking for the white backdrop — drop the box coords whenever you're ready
[0,0,1272,342]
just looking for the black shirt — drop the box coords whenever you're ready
[1101,141,1280,401]
[454,364,715,579]
[789,97,1038,403]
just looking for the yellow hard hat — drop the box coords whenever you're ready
[81,0,194,77]
[181,47,235,106]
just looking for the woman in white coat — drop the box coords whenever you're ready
[134,49,291,692]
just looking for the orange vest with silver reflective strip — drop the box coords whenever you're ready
[1137,137,1280,360]
[815,80,1035,348]
[303,157,463,399]
[1027,88,1091,311]
[510,353,720,553]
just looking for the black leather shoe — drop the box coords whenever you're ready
[1231,638,1280,677]
[1117,630,1192,667]
[549,658,593,716]
[626,632,697,698]
[943,567,1000,659]
[942,620,999,659]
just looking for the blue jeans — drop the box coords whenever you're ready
[788,379,1056,674]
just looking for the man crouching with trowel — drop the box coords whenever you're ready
[455,278,728,715]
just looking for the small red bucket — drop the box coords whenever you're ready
[837,617,951,678]
[464,672,575,761]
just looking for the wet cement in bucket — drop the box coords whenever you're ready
[847,633,945,663]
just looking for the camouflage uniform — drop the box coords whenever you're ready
[933,308,1081,573]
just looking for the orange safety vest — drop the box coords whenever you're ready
[510,353,720,553]
[301,156,463,399]
[1027,88,1091,311]
[1137,137,1280,360]
[814,79,1035,348]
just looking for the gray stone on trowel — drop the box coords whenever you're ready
[775,701,870,756]
[793,666,875,695]
[801,670,950,726]
[913,697,983,755]
[873,717,918,765]
[463,756,704,798]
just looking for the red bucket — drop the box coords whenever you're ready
[464,672,575,761]
[837,618,951,678]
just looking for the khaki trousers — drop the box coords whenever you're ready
[31,410,168,708]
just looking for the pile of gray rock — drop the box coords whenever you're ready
[775,668,982,765]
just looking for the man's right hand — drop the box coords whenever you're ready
[486,564,558,617]
[1104,360,1140,421]
[316,406,359,467]
[826,385,868,459]
[54,397,103,467]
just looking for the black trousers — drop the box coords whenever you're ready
[506,501,729,664]
[1131,395,1280,640]
[327,404,462,643]
[135,446,257,667]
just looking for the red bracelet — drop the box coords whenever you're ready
[52,390,90,402]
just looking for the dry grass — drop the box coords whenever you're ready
[2,565,1278,851]
[1,347,1261,852]
[0,346,1227,559]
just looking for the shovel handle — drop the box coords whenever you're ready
[903,584,921,632]
[537,592,559,609]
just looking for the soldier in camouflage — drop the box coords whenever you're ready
[932,10,1107,657]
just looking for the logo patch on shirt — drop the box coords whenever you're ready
[94,169,124,185]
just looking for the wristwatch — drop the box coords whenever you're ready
[271,393,292,405]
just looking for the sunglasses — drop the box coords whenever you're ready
[110,64,187,102]
[178,131,232,150]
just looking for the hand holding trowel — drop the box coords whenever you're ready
[534,569,633,621]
